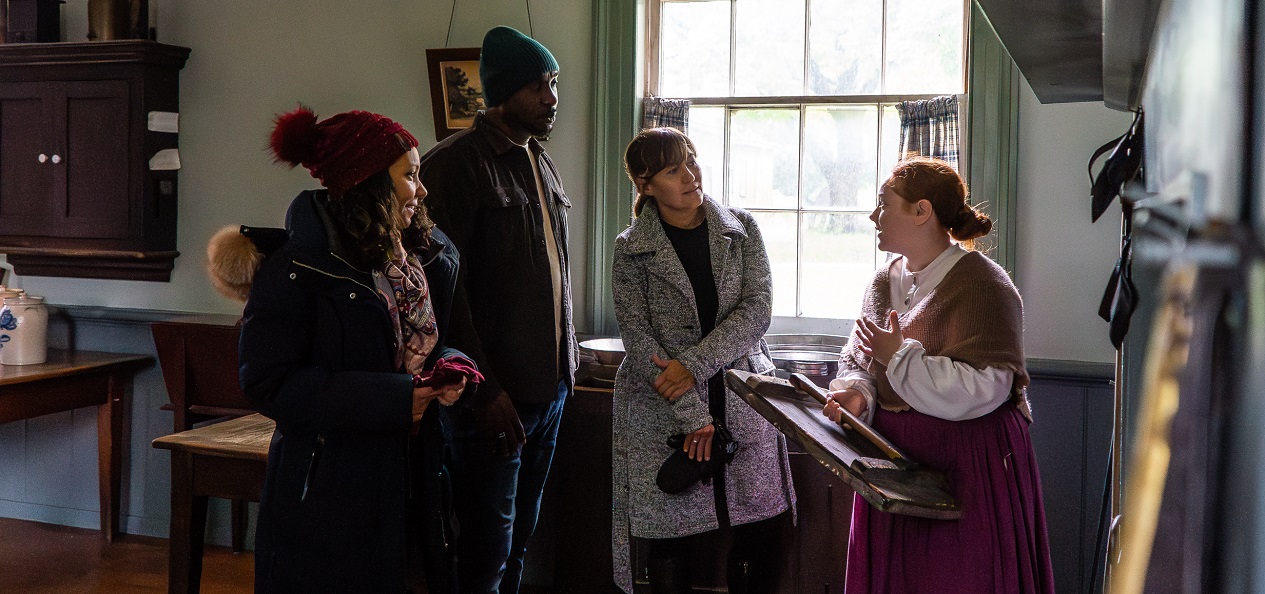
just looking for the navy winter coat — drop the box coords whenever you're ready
[238,190,463,592]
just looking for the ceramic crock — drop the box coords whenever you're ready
[1,294,48,365]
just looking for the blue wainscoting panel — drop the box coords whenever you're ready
[1027,358,1115,594]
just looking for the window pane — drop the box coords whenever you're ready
[660,1,731,97]
[750,211,798,317]
[884,0,965,94]
[734,0,805,96]
[728,109,799,209]
[801,213,875,318]
[879,104,901,180]
[802,106,879,210]
[689,107,726,199]
[808,0,882,95]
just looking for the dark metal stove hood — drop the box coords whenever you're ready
[975,0,1158,109]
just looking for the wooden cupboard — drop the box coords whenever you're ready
[525,379,855,593]
[0,41,190,281]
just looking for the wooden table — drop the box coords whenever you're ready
[152,412,272,594]
[0,349,153,541]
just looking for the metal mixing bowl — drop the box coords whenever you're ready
[764,334,846,379]
[579,338,626,366]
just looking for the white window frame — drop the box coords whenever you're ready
[643,0,970,330]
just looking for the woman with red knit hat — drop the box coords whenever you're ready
[234,106,481,592]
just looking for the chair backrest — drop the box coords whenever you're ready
[151,313,254,431]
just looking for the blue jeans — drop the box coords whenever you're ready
[439,380,568,594]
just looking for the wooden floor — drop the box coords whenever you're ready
[0,517,254,593]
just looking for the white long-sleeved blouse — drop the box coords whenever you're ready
[829,244,1013,422]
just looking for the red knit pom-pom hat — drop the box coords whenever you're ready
[269,105,419,194]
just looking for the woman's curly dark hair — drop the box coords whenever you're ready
[327,169,434,271]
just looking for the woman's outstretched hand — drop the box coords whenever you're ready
[651,354,696,401]
[856,310,904,366]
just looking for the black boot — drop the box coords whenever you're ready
[648,556,691,594]
[726,558,751,594]
[728,557,779,594]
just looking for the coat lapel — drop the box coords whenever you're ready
[705,196,748,312]
[623,197,749,325]
[622,203,697,311]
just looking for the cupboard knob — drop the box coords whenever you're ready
[38,154,47,163]
[51,154,61,164]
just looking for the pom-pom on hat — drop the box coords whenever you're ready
[269,106,418,194]
[479,26,559,108]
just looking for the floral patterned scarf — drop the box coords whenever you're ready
[381,251,438,376]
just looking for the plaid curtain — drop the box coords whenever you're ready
[897,95,961,170]
[641,97,690,131]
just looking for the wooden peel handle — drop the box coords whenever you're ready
[789,372,914,468]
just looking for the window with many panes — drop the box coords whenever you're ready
[646,0,967,320]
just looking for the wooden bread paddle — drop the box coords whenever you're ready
[780,372,916,470]
[732,369,957,519]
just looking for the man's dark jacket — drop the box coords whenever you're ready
[420,113,577,406]
[238,190,462,592]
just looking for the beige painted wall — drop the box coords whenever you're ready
[13,0,594,325]
[1015,79,1133,363]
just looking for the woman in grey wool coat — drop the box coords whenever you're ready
[611,127,795,594]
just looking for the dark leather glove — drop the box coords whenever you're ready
[655,424,738,494]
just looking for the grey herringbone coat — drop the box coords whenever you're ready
[610,197,795,593]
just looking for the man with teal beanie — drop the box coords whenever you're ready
[420,25,574,594]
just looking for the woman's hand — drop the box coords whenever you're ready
[822,388,867,427]
[410,377,468,422]
[856,310,904,366]
[684,423,715,462]
[436,377,467,406]
[651,354,696,401]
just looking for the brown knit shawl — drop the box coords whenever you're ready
[841,251,1031,418]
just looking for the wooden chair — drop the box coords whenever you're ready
[151,313,255,552]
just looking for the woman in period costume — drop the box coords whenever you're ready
[824,157,1055,593]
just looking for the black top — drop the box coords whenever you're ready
[661,216,733,522]
[660,218,727,424]
[661,219,718,336]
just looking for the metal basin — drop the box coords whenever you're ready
[579,338,625,366]
[764,334,846,379]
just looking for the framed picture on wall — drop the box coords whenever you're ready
[426,48,485,141]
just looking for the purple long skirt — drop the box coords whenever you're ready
[845,401,1056,593]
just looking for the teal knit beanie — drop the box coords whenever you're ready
[480,26,559,108]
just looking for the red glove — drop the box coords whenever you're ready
[413,355,483,388]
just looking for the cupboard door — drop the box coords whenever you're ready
[788,451,851,592]
[0,82,55,236]
[61,80,130,239]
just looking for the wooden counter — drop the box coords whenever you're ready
[530,370,854,592]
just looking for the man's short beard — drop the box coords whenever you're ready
[527,120,554,141]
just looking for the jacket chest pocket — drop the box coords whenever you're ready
[289,262,374,304]
[486,186,535,254]
[288,262,390,362]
